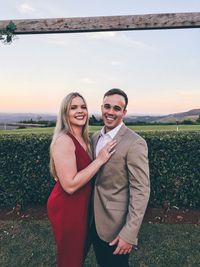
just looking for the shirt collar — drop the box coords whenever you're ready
[100,122,124,139]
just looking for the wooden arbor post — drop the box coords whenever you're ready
[0,12,200,35]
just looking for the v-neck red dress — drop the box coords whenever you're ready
[47,133,92,267]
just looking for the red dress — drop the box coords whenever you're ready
[47,133,92,267]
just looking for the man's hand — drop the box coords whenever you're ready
[109,236,133,255]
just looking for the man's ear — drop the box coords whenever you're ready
[123,109,127,117]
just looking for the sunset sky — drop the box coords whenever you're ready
[0,0,200,115]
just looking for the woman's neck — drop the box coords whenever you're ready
[71,125,83,138]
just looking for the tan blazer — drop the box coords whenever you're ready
[92,124,150,245]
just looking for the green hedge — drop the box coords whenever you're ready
[0,131,200,208]
[0,134,54,208]
[142,132,200,208]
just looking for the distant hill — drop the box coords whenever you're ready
[124,115,166,123]
[0,109,199,124]
[124,109,200,123]
[155,109,200,123]
[0,113,56,124]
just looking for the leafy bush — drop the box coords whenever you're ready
[0,134,54,208]
[0,131,199,208]
[142,131,200,208]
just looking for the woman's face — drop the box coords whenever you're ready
[68,96,88,128]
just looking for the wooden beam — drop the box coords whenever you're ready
[0,12,200,35]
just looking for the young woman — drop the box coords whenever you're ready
[47,92,116,267]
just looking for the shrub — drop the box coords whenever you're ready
[0,131,199,208]
[142,131,200,208]
[0,134,54,208]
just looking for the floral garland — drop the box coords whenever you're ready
[0,21,17,44]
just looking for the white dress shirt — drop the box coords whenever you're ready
[96,122,124,157]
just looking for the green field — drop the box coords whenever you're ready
[0,127,54,134]
[0,124,200,135]
[89,124,200,133]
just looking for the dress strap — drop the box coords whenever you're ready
[67,132,77,144]
[67,132,89,154]
[67,132,83,150]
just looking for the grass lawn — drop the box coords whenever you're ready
[0,124,200,135]
[0,127,54,135]
[0,219,199,267]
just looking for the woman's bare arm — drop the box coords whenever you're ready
[52,134,116,194]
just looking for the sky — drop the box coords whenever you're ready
[0,0,200,115]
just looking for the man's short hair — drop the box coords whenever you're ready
[103,88,128,109]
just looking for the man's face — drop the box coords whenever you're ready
[101,94,127,132]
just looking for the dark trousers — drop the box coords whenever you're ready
[91,221,130,267]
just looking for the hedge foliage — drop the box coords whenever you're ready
[0,131,200,208]
[142,132,200,208]
[0,134,54,208]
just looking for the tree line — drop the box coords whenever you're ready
[19,114,200,127]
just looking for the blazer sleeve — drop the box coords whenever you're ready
[119,138,150,245]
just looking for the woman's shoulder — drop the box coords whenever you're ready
[53,132,75,149]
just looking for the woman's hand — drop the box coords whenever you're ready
[97,140,117,164]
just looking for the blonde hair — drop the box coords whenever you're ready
[50,92,90,178]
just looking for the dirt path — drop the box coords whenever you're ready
[0,206,199,224]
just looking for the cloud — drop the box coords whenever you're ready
[45,35,81,48]
[87,32,118,40]
[18,3,35,14]
[118,33,155,51]
[80,77,96,84]
[110,61,121,66]
[176,89,200,96]
[86,31,155,51]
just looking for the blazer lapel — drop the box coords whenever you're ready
[113,123,128,143]
[94,124,128,184]
[93,124,128,156]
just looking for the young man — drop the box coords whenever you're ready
[91,88,150,267]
